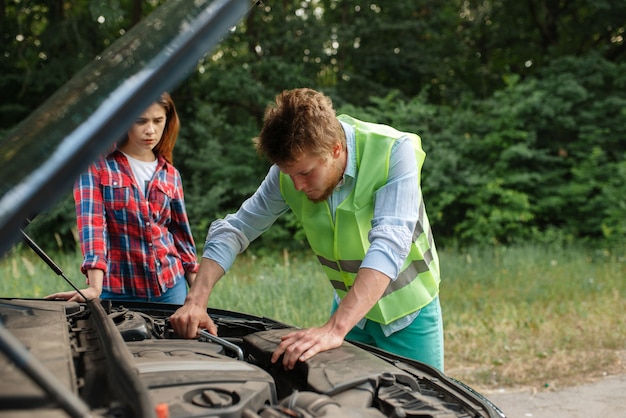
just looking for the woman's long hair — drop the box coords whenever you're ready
[152,92,180,164]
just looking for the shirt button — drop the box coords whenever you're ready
[146,222,151,226]
[148,243,153,247]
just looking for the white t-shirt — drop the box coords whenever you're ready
[122,152,158,197]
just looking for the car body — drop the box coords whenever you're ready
[0,1,505,417]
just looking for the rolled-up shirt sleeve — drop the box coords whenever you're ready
[360,137,420,281]
[203,165,289,272]
[75,164,109,275]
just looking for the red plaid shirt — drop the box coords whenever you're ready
[75,150,199,298]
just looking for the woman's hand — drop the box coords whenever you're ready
[45,268,103,302]
[44,286,101,302]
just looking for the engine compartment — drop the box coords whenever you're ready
[0,298,500,418]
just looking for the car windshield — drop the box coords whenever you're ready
[0,0,254,257]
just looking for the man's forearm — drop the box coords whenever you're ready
[184,257,225,307]
[328,267,391,335]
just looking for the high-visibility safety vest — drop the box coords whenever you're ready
[280,114,440,325]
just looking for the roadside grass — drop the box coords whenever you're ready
[1,243,624,392]
[441,244,625,392]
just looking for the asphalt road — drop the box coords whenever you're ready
[484,373,626,418]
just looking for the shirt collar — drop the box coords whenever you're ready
[339,120,357,183]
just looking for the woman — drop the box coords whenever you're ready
[46,92,198,304]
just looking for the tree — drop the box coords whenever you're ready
[0,0,163,130]
[4,0,626,249]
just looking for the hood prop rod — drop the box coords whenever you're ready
[20,228,89,302]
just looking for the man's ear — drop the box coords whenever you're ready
[332,142,343,158]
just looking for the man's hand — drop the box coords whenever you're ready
[270,325,345,370]
[169,258,225,339]
[269,267,392,369]
[169,302,217,338]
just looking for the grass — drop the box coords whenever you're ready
[440,244,625,392]
[1,243,624,393]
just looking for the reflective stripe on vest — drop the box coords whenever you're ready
[280,114,440,324]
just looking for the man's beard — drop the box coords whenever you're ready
[308,162,344,203]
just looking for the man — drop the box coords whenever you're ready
[169,88,444,371]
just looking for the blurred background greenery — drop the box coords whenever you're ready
[2,0,625,251]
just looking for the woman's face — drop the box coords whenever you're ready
[123,103,167,159]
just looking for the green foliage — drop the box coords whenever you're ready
[454,179,534,245]
[414,53,626,246]
[25,191,79,251]
[0,0,167,129]
[2,1,626,251]
[477,53,626,245]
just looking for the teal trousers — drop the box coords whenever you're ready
[340,296,445,371]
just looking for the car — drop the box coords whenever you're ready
[0,0,506,417]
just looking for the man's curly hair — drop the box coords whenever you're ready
[253,88,345,165]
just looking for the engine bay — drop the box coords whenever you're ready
[0,298,500,417]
